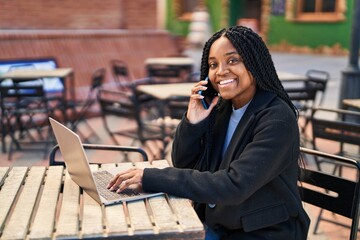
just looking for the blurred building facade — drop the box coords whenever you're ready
[0,0,356,100]
[166,0,355,55]
[0,0,178,101]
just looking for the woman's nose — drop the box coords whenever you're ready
[216,64,229,76]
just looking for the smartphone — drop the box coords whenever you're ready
[198,76,218,109]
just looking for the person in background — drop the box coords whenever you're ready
[108,26,310,239]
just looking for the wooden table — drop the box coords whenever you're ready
[343,99,360,110]
[0,68,75,99]
[145,57,195,67]
[0,160,204,239]
[145,58,195,82]
[137,82,194,100]
[0,68,75,153]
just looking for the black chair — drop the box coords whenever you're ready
[283,69,329,138]
[0,79,55,160]
[299,147,360,239]
[146,64,190,83]
[166,95,189,120]
[305,69,329,107]
[310,107,360,175]
[97,87,166,160]
[110,59,134,91]
[66,68,106,143]
[49,143,148,166]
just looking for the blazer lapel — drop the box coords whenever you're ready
[220,90,277,167]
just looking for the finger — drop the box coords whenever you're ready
[117,177,135,193]
[208,96,220,110]
[107,168,135,189]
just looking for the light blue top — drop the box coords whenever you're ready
[222,101,251,156]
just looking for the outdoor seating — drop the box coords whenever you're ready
[0,78,55,160]
[97,86,167,160]
[145,57,194,83]
[64,68,105,143]
[49,143,148,166]
[166,95,189,120]
[299,147,360,239]
[0,57,65,153]
[282,69,329,143]
[310,107,360,175]
[110,59,134,91]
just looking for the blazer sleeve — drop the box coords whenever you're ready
[171,115,209,169]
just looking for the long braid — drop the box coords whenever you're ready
[199,26,298,118]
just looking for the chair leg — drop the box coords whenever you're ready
[313,209,324,235]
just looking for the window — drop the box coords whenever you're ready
[295,0,345,22]
[174,0,200,21]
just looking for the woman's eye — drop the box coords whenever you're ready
[229,58,239,64]
[209,63,217,68]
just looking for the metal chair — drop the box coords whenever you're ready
[49,143,148,166]
[65,68,106,143]
[283,69,329,138]
[299,147,360,239]
[0,78,55,160]
[110,59,134,91]
[310,107,360,175]
[97,86,167,160]
[146,64,192,83]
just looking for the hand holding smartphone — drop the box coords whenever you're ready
[198,76,218,109]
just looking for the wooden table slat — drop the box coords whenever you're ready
[0,167,9,184]
[82,192,104,238]
[56,171,80,238]
[82,165,104,238]
[150,159,171,169]
[29,166,64,239]
[99,164,131,237]
[134,161,152,169]
[2,167,46,240]
[169,197,204,232]
[148,196,180,233]
[0,167,28,235]
[127,200,154,234]
[104,204,129,237]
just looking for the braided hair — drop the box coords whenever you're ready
[200,26,298,117]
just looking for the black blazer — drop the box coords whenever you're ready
[143,90,310,239]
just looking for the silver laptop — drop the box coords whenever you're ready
[49,117,163,205]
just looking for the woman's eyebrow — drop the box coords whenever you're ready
[209,51,238,60]
[224,51,237,56]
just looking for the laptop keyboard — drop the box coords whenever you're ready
[93,170,140,201]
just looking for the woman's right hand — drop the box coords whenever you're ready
[186,79,219,124]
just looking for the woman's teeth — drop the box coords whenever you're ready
[219,79,234,85]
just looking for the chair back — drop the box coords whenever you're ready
[98,89,138,120]
[90,68,106,91]
[299,147,360,240]
[146,65,191,84]
[49,143,149,166]
[166,95,189,119]
[110,59,133,89]
[306,69,329,106]
[311,107,360,154]
[282,69,329,109]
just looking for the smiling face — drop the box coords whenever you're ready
[208,35,256,109]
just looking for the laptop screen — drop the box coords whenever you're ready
[0,58,64,93]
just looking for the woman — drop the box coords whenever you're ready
[108,26,310,239]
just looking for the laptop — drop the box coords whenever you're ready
[49,117,163,205]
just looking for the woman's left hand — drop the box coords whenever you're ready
[107,168,144,193]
